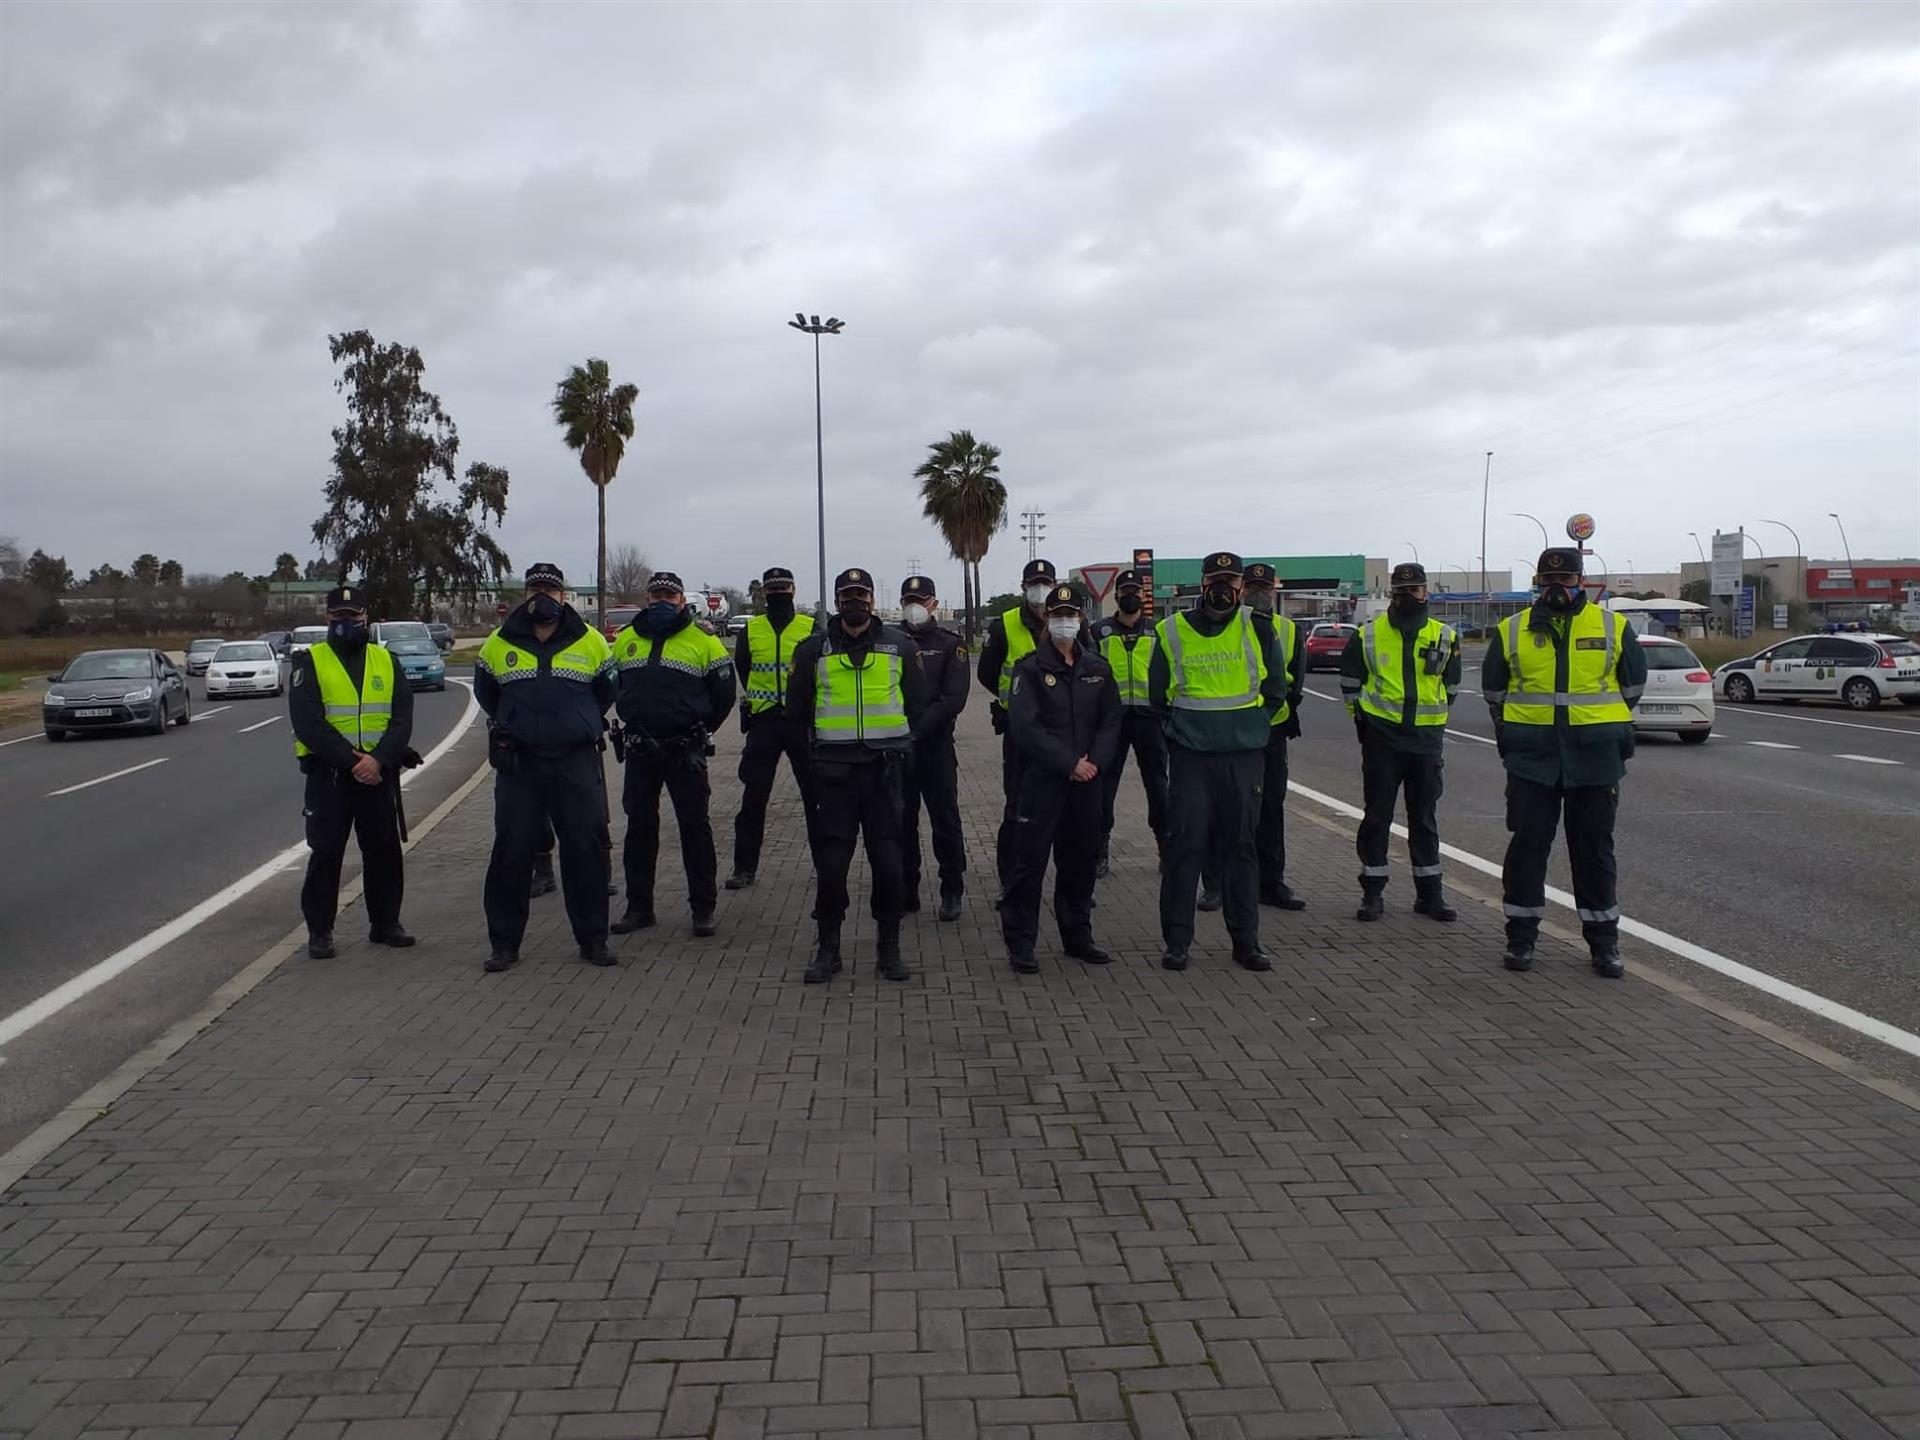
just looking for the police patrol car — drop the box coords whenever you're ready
[1715,632,1920,711]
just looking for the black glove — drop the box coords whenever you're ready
[990,704,1007,736]
[1283,712,1302,740]
[738,703,751,736]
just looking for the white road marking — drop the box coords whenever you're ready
[0,681,479,1051]
[0,733,44,748]
[1288,780,1920,1062]
[1745,741,1799,750]
[237,716,280,734]
[1835,753,1903,766]
[195,706,232,720]
[47,757,169,797]
[1715,706,1919,736]
[1447,730,1498,746]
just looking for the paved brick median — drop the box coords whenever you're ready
[3,708,1917,1439]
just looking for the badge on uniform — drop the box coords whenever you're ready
[372,675,385,692]
[505,652,519,667]
[1043,673,1057,687]
[956,646,968,659]
[1534,633,1546,649]
[293,669,305,687]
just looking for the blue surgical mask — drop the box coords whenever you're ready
[643,600,682,633]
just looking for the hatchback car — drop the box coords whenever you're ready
[206,641,284,698]
[258,630,292,657]
[184,637,225,676]
[289,625,328,655]
[1716,633,1920,711]
[602,605,643,641]
[1303,623,1357,671]
[1633,636,1714,743]
[43,649,190,739]
[427,622,455,652]
[385,637,448,691]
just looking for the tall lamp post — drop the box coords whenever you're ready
[1403,540,1421,564]
[1688,531,1707,563]
[788,312,845,617]
[1756,518,1804,611]
[1828,512,1857,617]
[1512,511,1549,549]
[1478,451,1492,634]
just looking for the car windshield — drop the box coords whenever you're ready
[1640,643,1703,671]
[188,639,224,654]
[388,639,439,656]
[292,628,327,645]
[215,643,274,662]
[62,653,149,681]
[378,623,430,641]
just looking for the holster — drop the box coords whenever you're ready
[990,703,1008,736]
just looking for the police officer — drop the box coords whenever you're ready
[1001,584,1122,974]
[1340,562,1462,922]
[610,572,735,938]
[1150,552,1286,973]
[898,575,969,920]
[1483,548,1647,977]
[726,566,815,890]
[1090,569,1168,876]
[789,568,929,984]
[975,558,1057,889]
[475,563,618,972]
[289,584,415,959]
[1240,562,1307,909]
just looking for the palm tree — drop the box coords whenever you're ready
[914,430,1008,646]
[551,358,640,625]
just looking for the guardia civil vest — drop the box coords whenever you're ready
[1156,608,1267,711]
[294,641,395,758]
[1266,613,1298,728]
[814,632,910,748]
[477,625,614,689]
[1495,605,1632,728]
[744,613,815,713]
[1355,614,1456,728]
[995,608,1037,704]
[1100,623,1156,708]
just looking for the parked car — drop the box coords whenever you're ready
[43,649,190,739]
[386,637,448,691]
[427,623,455,653]
[1715,632,1920,712]
[1303,623,1358,671]
[726,615,750,639]
[602,605,642,641]
[289,625,328,656]
[371,621,434,647]
[184,637,225,676]
[206,640,284,699]
[1633,636,1713,743]
[258,630,292,657]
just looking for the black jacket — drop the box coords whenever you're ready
[473,602,615,755]
[789,615,931,760]
[617,609,735,739]
[901,621,969,742]
[289,639,415,774]
[975,605,1049,707]
[1008,638,1122,782]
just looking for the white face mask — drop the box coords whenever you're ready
[1047,617,1080,644]
[1025,584,1051,608]
[903,602,931,627]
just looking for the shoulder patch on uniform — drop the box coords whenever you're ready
[293,668,305,686]
[505,651,520,667]
[1011,674,1022,695]
[956,645,968,659]
[1043,673,1057,687]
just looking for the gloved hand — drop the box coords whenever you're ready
[738,703,751,736]
[1283,712,1302,740]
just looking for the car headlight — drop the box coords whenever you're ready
[123,686,154,703]
[43,692,63,706]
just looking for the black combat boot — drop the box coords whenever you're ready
[876,919,909,982]
[1355,887,1386,922]
[805,927,842,984]
[1413,881,1457,923]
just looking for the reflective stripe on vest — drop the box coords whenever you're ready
[294,642,394,757]
[1100,626,1156,707]
[1497,606,1632,727]
[1158,609,1265,711]
[1357,614,1455,727]
[815,638,910,743]
[997,608,1037,703]
[745,613,815,712]
[477,626,615,687]
[1266,614,1297,728]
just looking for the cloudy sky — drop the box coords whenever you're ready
[2,0,1916,601]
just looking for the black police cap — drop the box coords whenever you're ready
[1389,561,1428,589]
[900,575,936,599]
[761,566,796,587]
[524,561,565,589]
[647,571,686,593]
[1244,562,1277,586]
[1044,582,1083,613]
[1114,569,1144,591]
[1203,551,1244,578]
[1536,548,1585,576]
[834,568,874,594]
[324,584,367,612]
[1021,558,1057,584]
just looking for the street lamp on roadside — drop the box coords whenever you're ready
[1512,512,1549,549]
[1688,531,1707,564]
[788,312,845,617]
[1478,452,1492,633]
[1403,540,1421,564]
[1756,518,1805,611]
[1827,512,1855,571]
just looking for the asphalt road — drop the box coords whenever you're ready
[1286,660,1920,1078]
[0,668,485,1152]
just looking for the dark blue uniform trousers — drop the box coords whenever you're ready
[485,747,610,950]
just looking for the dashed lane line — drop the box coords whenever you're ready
[47,757,169,797]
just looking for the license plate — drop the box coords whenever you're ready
[75,707,113,718]
[1640,704,1679,714]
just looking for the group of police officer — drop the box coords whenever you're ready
[293,542,1644,983]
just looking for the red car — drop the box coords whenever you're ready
[1302,622,1357,671]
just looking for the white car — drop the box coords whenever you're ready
[1633,635,1714,744]
[1715,632,1920,712]
[206,641,284,698]
[289,625,328,656]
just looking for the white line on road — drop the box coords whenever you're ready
[1715,707,1919,737]
[1447,730,1498,746]
[0,733,44,748]
[196,706,232,720]
[47,758,169,797]
[1288,780,1920,1061]
[0,681,480,1052]
[1835,753,1903,766]
[1745,741,1800,750]
[237,716,280,734]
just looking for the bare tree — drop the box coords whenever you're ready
[604,543,652,603]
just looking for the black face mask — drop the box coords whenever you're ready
[1203,581,1239,614]
[1115,592,1143,616]
[526,593,562,624]
[1390,594,1429,623]
[1539,582,1579,614]
[1246,589,1275,614]
[328,618,367,646]
[838,598,872,627]
[764,592,795,620]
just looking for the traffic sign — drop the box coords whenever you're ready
[706,594,723,613]
[1079,564,1122,603]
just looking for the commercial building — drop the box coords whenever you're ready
[1070,554,1388,620]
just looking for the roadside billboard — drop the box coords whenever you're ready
[1711,531,1744,597]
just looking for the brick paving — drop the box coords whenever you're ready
[3,707,1917,1439]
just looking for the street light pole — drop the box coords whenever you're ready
[788,312,845,617]
[1688,531,1707,564]
[1756,518,1804,610]
[1404,540,1421,564]
[1512,511,1549,549]
[1479,451,1491,634]
[1827,512,1855,571]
